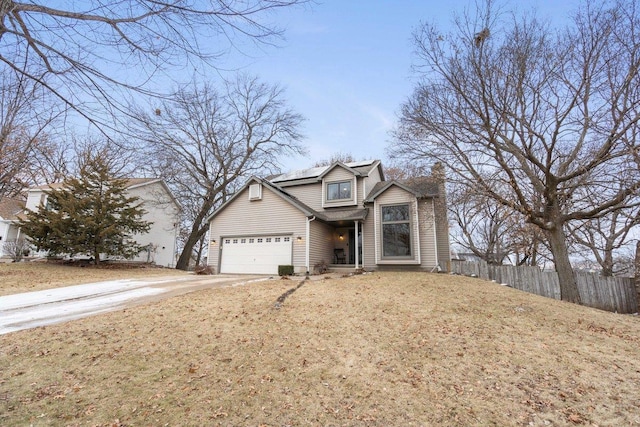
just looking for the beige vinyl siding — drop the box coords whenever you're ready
[363,166,383,199]
[322,167,357,208]
[417,199,438,269]
[374,187,420,265]
[361,167,383,269]
[362,213,376,269]
[284,182,323,211]
[308,219,334,270]
[208,184,307,273]
[324,166,355,182]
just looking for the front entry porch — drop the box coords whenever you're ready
[331,226,362,265]
[305,208,368,274]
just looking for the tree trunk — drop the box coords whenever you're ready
[175,226,207,270]
[601,247,614,277]
[546,226,581,304]
[93,246,100,265]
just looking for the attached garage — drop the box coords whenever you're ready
[219,235,293,274]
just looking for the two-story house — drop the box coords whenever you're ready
[1,178,180,267]
[207,160,450,275]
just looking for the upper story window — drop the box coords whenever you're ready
[381,204,412,257]
[327,181,352,201]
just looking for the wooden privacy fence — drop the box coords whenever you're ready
[451,260,639,314]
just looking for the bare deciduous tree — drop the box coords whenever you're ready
[0,1,307,129]
[569,206,640,276]
[446,179,549,266]
[449,182,519,265]
[132,75,305,270]
[390,0,640,303]
[312,152,355,167]
[0,66,65,198]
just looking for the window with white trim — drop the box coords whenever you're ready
[326,181,352,201]
[284,237,290,242]
[381,204,412,257]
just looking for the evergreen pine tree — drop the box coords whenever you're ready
[20,157,151,264]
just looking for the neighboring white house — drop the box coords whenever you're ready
[1,178,180,267]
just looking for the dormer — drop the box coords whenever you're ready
[319,162,360,208]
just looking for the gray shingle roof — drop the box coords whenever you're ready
[365,178,439,202]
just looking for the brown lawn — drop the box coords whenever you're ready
[1,272,639,426]
[0,262,188,296]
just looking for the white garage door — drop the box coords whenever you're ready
[220,235,293,274]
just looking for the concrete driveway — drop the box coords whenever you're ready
[0,274,267,335]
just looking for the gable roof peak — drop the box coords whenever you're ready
[317,160,361,179]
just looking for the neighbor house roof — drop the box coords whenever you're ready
[0,198,25,221]
[26,178,181,211]
[28,178,160,191]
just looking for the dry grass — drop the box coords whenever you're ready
[0,262,188,296]
[1,272,639,426]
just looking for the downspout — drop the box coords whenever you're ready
[306,216,316,274]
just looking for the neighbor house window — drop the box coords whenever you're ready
[381,204,411,257]
[327,181,352,201]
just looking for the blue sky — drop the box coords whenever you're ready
[219,0,579,172]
